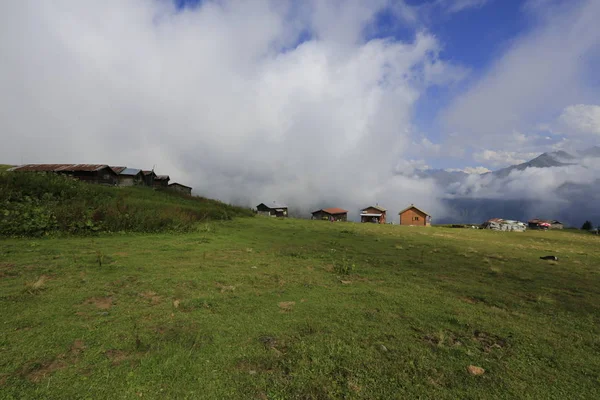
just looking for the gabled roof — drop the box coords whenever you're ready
[155,175,170,180]
[142,170,156,176]
[169,182,192,189]
[313,207,348,215]
[398,204,430,216]
[119,168,142,176]
[110,166,127,174]
[362,205,386,212]
[258,202,288,209]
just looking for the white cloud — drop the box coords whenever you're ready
[473,150,539,168]
[559,104,600,136]
[442,0,600,151]
[0,0,459,219]
[446,166,491,174]
[443,0,491,13]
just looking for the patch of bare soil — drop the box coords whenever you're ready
[23,359,67,383]
[0,263,17,279]
[70,340,86,356]
[422,331,463,347]
[140,291,161,305]
[278,301,295,312]
[460,296,482,304]
[473,330,508,352]
[104,349,131,366]
[216,283,236,293]
[85,296,114,309]
[22,340,86,382]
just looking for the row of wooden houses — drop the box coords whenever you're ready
[8,164,193,195]
[256,202,432,226]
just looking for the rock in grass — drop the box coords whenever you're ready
[467,365,485,376]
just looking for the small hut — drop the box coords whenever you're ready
[360,205,387,224]
[398,204,431,226]
[256,202,288,217]
[311,208,348,222]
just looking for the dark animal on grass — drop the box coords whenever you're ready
[540,255,558,261]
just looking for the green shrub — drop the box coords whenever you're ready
[0,172,253,237]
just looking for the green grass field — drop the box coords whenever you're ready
[1,217,599,399]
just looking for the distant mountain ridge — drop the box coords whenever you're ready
[408,145,600,226]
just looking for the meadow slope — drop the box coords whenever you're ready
[1,218,599,399]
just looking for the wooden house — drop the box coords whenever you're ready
[115,168,144,186]
[10,164,118,185]
[142,170,156,187]
[153,175,170,187]
[311,208,348,222]
[398,204,431,226]
[256,202,288,217]
[168,182,192,195]
[360,205,387,224]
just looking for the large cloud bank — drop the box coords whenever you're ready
[0,0,460,218]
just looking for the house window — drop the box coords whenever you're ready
[414,216,419,221]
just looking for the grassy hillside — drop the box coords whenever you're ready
[0,164,14,173]
[0,172,253,236]
[1,218,599,398]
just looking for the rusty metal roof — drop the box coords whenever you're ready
[11,164,111,172]
[313,207,348,215]
[110,166,127,174]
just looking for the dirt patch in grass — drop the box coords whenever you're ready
[85,296,114,309]
[278,301,295,312]
[473,330,508,352]
[216,283,236,293]
[22,359,68,383]
[105,349,132,366]
[460,296,483,304]
[0,263,18,279]
[140,291,161,305]
[70,340,86,356]
[422,331,463,347]
[21,340,85,383]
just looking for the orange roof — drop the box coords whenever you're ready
[313,207,348,215]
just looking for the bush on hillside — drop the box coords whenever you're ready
[0,172,252,237]
[581,220,593,230]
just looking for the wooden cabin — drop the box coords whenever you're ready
[360,205,387,224]
[153,175,170,187]
[256,202,288,217]
[311,208,348,222]
[142,170,156,187]
[10,164,118,185]
[115,168,144,186]
[398,204,431,226]
[168,182,192,195]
